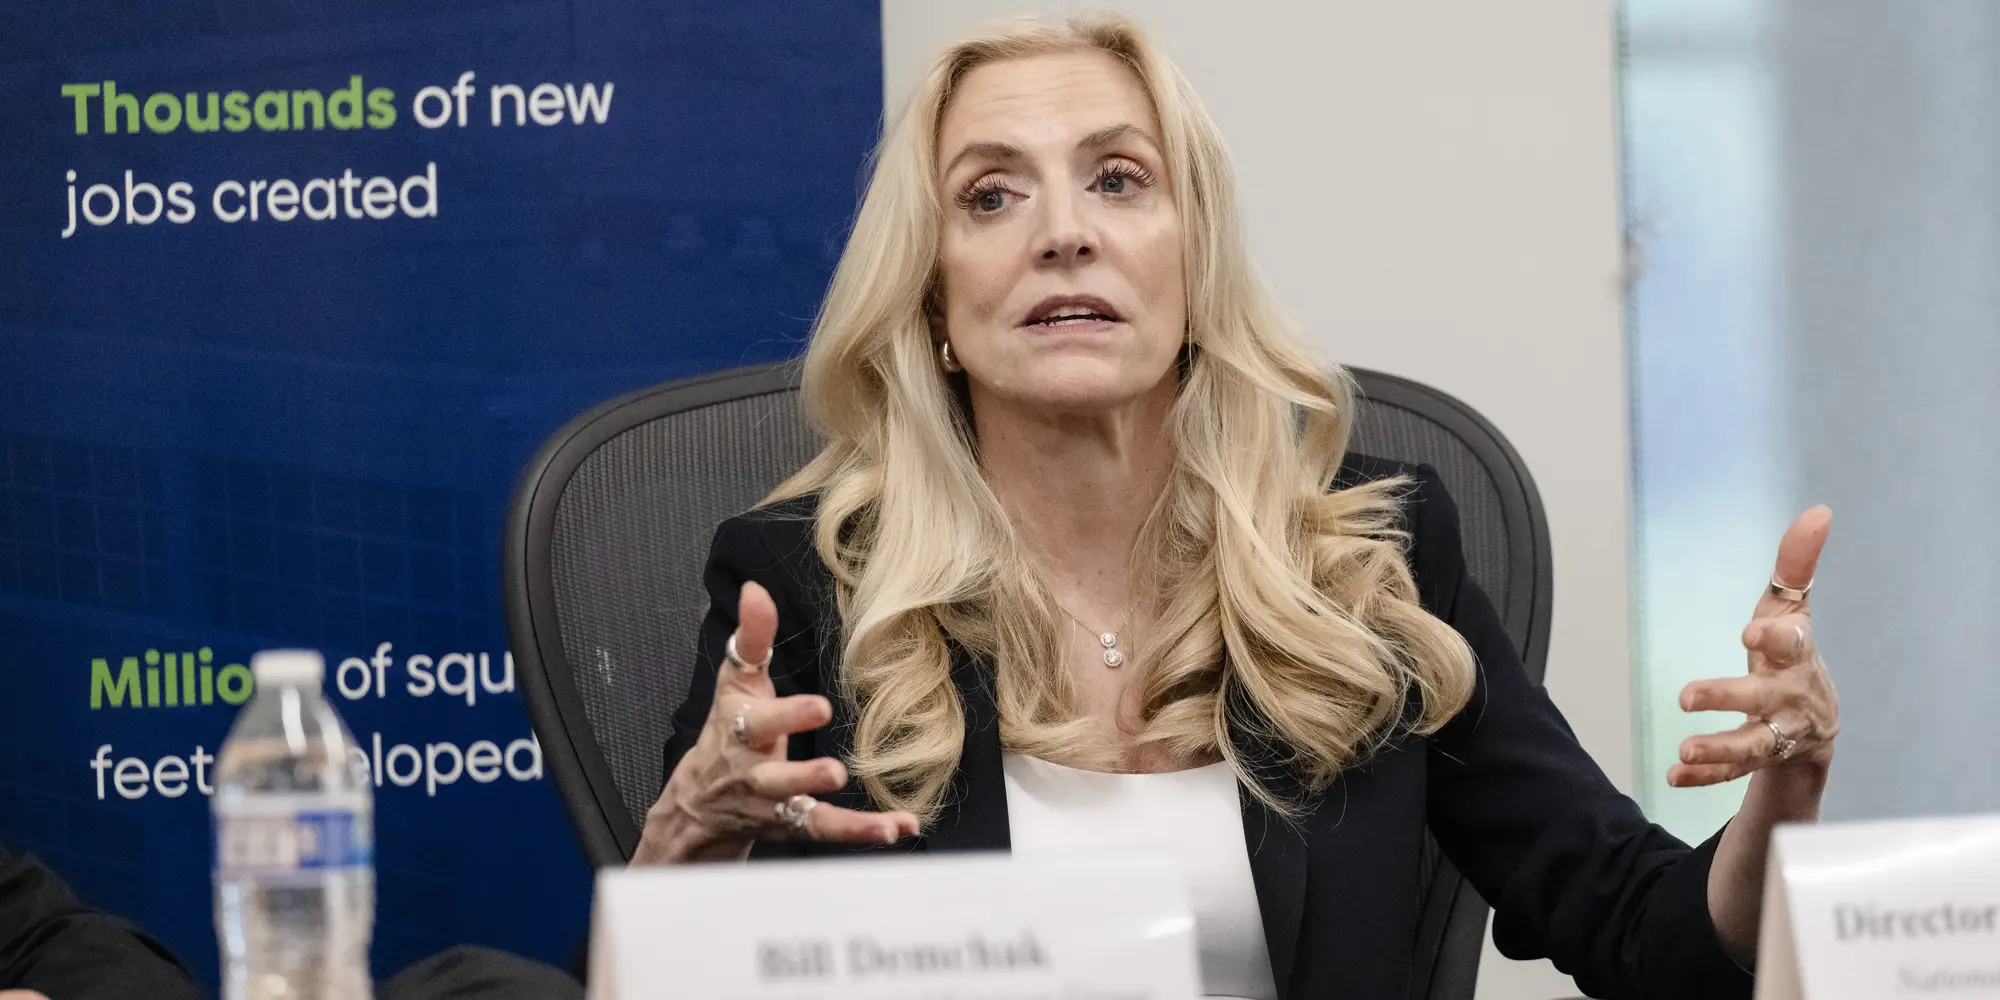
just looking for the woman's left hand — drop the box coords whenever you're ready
[1672,506,1839,786]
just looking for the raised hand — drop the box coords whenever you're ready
[633,581,920,864]
[1671,507,1839,787]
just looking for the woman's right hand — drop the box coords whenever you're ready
[633,581,920,865]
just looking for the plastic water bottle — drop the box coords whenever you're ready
[214,650,375,1000]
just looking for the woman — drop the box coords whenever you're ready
[635,13,1839,999]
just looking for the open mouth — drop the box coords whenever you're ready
[1022,295,1122,329]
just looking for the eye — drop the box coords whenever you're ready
[1092,160,1153,197]
[956,178,1015,215]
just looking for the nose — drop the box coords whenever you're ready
[1035,186,1094,265]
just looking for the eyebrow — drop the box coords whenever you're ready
[941,122,1162,176]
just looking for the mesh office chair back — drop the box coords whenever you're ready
[504,360,1551,1000]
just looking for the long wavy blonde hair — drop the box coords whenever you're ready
[768,11,1476,822]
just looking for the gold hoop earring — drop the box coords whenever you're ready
[939,340,963,373]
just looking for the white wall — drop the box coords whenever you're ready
[880,2,1629,997]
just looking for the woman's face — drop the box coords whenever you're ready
[933,51,1187,414]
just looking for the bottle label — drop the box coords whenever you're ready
[216,808,372,874]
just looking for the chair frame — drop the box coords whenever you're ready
[503,360,1552,1000]
[506,363,801,868]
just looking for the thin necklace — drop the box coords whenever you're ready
[1053,599,1139,668]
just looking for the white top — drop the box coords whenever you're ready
[1002,753,1278,1000]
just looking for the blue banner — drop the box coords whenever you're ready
[0,1,882,987]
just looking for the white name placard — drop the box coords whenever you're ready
[588,851,1200,1000]
[1756,813,2000,999]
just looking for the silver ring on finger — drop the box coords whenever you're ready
[776,793,819,835]
[726,633,770,675]
[1762,718,1798,761]
[731,703,751,746]
[1768,575,1813,602]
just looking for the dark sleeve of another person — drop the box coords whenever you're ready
[0,844,205,1000]
[1403,464,1756,1000]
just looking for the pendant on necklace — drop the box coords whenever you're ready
[1100,631,1124,667]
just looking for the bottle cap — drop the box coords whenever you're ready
[251,649,325,688]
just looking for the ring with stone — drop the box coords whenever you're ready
[775,793,818,834]
[1762,719,1799,761]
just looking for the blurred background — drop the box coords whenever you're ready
[1625,0,2000,842]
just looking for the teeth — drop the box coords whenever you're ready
[1038,304,1106,322]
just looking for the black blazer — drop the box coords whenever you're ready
[661,456,1756,1000]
